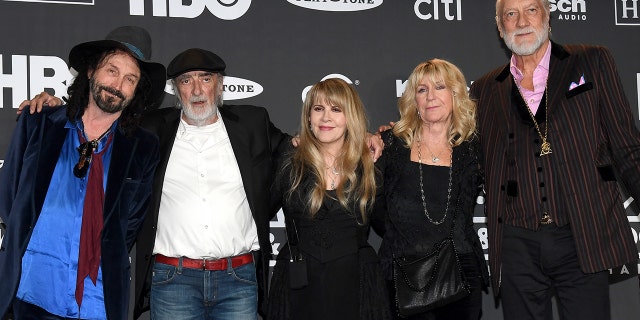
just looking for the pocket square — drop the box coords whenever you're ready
[569,74,586,90]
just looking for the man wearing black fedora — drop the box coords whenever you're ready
[0,29,165,319]
[20,25,164,113]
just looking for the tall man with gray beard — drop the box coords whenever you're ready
[470,0,640,319]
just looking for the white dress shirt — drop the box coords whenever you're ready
[153,112,260,259]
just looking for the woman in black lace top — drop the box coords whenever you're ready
[373,59,489,319]
[267,78,391,320]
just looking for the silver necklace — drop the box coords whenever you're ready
[423,143,442,163]
[326,166,340,190]
[417,134,452,225]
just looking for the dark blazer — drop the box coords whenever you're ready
[133,105,290,318]
[0,107,159,319]
[470,42,640,294]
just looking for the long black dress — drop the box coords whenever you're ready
[372,131,489,320]
[267,156,391,320]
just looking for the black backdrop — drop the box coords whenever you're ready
[1,1,639,319]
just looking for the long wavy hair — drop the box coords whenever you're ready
[393,58,477,148]
[287,78,376,223]
[66,48,152,136]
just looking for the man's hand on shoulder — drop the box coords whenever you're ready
[367,132,384,162]
[17,92,64,116]
[377,121,395,133]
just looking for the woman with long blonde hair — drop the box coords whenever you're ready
[373,59,488,319]
[267,78,390,320]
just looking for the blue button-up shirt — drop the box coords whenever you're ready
[16,119,115,319]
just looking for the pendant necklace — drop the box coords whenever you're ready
[416,134,452,225]
[516,82,552,156]
[423,142,442,163]
[326,165,340,190]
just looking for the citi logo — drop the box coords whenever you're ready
[166,76,263,100]
[302,74,354,101]
[129,0,251,20]
[615,0,640,25]
[287,0,382,12]
[414,0,462,21]
[549,0,587,21]
[1,0,93,4]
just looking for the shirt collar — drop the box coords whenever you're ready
[509,40,552,81]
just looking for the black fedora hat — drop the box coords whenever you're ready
[69,26,166,105]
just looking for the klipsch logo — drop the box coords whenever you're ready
[129,0,252,20]
[165,76,263,100]
[1,0,93,4]
[616,0,640,25]
[414,0,462,21]
[549,0,587,21]
[287,0,382,12]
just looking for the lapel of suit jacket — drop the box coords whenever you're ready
[219,107,254,207]
[155,110,181,186]
[488,65,513,152]
[547,42,572,119]
[33,109,70,212]
[103,127,138,219]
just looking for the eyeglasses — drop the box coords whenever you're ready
[73,140,98,178]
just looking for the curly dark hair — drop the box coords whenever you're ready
[66,48,152,136]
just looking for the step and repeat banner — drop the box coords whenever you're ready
[1,1,639,319]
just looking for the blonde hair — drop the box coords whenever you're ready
[289,78,376,222]
[394,58,476,147]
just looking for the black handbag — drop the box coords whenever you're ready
[392,203,470,317]
[285,217,308,289]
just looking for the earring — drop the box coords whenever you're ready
[417,110,421,117]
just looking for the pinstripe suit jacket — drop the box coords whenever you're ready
[470,42,640,295]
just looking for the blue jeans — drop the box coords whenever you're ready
[150,258,258,320]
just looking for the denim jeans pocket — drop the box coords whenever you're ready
[152,262,178,285]
[229,263,258,285]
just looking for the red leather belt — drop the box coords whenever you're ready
[155,252,253,270]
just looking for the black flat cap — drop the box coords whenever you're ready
[167,48,226,79]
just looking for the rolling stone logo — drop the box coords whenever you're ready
[287,0,383,12]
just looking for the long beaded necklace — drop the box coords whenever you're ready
[417,134,452,225]
[516,83,552,156]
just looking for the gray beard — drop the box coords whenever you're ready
[179,93,223,126]
[503,23,549,56]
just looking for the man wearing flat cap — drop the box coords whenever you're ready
[0,29,164,319]
[132,48,290,319]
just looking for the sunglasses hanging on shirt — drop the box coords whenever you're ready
[73,128,111,178]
